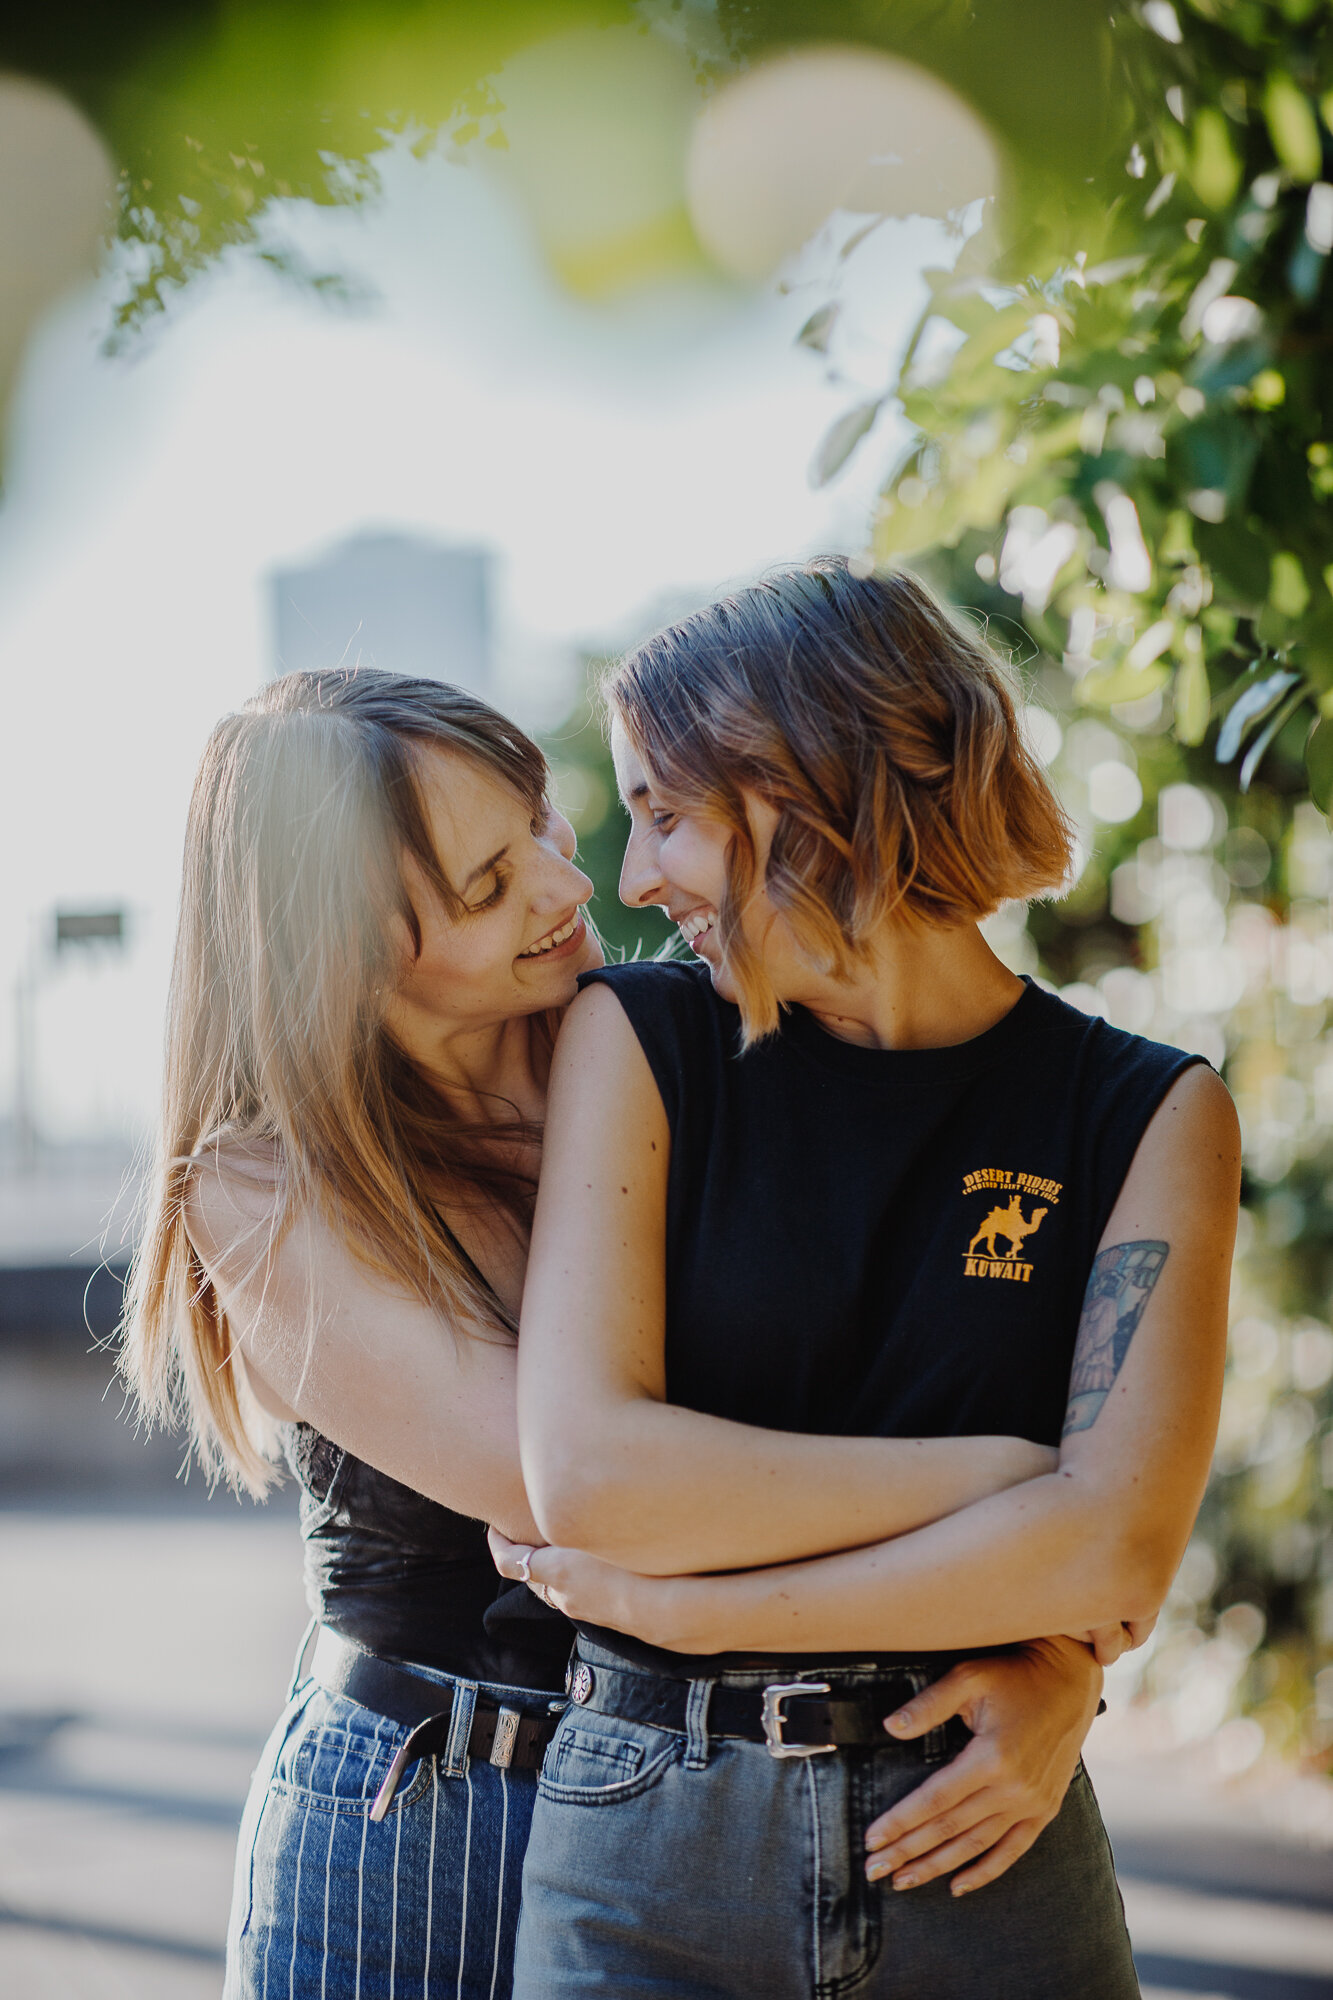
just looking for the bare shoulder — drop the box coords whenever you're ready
[183,1136,284,1278]
[550,979,656,1094]
[1143,1062,1240,1167]
[1109,1060,1240,1245]
[556,977,639,1046]
[541,979,668,1179]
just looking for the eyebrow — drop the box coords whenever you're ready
[462,845,509,890]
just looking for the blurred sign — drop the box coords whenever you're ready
[269,533,492,690]
[54,910,125,948]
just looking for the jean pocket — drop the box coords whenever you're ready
[272,1693,425,1815]
[538,1713,679,1807]
[545,1724,644,1787]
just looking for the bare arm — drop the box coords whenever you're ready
[541,1062,1238,1649]
[516,982,1056,1575]
[187,1161,541,1542]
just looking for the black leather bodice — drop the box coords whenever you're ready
[283,1423,571,1692]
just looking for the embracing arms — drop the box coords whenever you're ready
[528,1055,1238,1653]
[515,983,1057,1576]
[186,1160,541,1541]
[517,984,1239,1636]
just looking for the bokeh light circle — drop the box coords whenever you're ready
[687,45,1000,281]
[0,76,113,399]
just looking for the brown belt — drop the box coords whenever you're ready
[309,1626,564,1819]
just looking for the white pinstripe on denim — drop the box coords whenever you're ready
[224,1663,550,2000]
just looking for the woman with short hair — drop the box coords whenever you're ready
[501,558,1238,1998]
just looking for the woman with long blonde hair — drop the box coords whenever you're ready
[125,661,1135,1999]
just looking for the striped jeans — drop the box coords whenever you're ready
[224,1658,554,2000]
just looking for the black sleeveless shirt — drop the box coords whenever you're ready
[283,1424,572,1690]
[578,961,1203,1674]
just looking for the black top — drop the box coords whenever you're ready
[578,960,1202,1674]
[283,1423,572,1692]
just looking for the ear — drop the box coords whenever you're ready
[386,908,416,966]
[742,790,781,874]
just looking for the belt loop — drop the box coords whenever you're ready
[906,1668,946,1764]
[443,1681,477,1776]
[683,1677,714,1771]
[286,1616,318,1702]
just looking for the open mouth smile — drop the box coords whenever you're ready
[517,913,586,960]
[677,908,717,951]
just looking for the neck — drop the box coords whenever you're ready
[799,921,1023,1052]
[390,1008,548,1122]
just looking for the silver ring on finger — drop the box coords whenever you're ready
[515,1550,533,1585]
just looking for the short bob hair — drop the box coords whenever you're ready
[607,556,1073,1043]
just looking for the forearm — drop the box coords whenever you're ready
[633,1468,1164,1653]
[524,1395,1050,1575]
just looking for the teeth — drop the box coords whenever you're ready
[519,914,580,958]
[678,909,716,944]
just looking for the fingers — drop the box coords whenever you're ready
[866,1798,994,1881]
[947,1820,1042,1896]
[488,1529,536,1580]
[883,1664,974,1742]
[1123,1613,1158,1650]
[865,1749,993,1853]
[1088,1622,1130,1667]
[868,1812,1012,1890]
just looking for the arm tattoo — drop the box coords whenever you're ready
[1063,1240,1169,1438]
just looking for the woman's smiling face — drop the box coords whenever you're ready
[385,747,601,1054]
[611,717,811,1006]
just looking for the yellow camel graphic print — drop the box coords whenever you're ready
[967,1194,1048,1261]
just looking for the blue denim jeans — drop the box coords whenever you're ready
[512,1641,1141,2000]
[224,1649,561,2000]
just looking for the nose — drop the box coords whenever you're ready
[542,808,594,906]
[547,807,578,862]
[619,821,665,909]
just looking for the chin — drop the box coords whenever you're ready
[704,956,738,1002]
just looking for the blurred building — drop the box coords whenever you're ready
[269,533,493,690]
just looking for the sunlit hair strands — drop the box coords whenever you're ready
[607,557,1074,1045]
[121,669,555,1495]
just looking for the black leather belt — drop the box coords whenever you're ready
[310,1627,564,1819]
[567,1654,925,1759]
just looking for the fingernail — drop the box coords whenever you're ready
[893,1874,918,1892]
[951,1882,972,1898]
[885,1711,911,1733]
[866,1860,889,1882]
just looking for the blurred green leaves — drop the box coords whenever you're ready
[845,1,1333,817]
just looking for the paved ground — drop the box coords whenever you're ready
[1,1493,1330,1999]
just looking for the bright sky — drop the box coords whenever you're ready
[0,137,957,1144]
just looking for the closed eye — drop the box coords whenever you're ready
[468,869,509,912]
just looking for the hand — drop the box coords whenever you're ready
[864,1635,1102,1897]
[488,1527,645,1632]
[1074,1612,1159,1666]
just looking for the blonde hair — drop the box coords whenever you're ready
[120,668,554,1495]
[608,557,1072,1044]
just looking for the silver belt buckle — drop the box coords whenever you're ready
[490,1706,521,1769]
[761,1679,835,1759]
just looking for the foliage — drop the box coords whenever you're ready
[852,0,1333,798]
[2,1,644,336]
